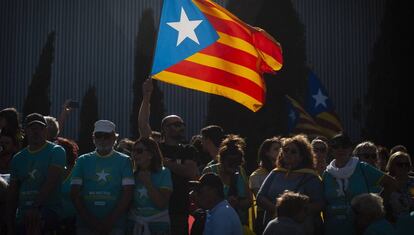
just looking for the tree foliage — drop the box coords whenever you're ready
[22,31,56,118]
[130,9,165,139]
[78,86,99,155]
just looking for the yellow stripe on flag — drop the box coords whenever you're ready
[259,50,283,71]
[153,71,263,112]
[185,53,264,88]
[316,112,343,130]
[217,32,258,58]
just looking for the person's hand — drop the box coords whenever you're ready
[62,99,73,113]
[142,79,153,99]
[138,170,152,187]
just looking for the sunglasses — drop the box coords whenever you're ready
[94,132,113,139]
[395,162,411,168]
[313,147,327,153]
[167,122,185,128]
[357,153,377,160]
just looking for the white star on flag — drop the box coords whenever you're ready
[167,7,203,46]
[96,169,110,182]
[312,89,328,108]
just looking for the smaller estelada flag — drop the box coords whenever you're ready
[151,0,283,112]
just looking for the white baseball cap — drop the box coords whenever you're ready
[94,120,116,134]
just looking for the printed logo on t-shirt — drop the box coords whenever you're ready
[96,169,110,183]
[28,169,38,180]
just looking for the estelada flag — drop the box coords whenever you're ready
[151,0,283,112]
[304,71,343,137]
[286,95,326,137]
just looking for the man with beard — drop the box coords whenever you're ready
[70,120,134,234]
[138,79,198,235]
[6,113,66,234]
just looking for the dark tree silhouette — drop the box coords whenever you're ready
[206,0,308,173]
[78,86,99,155]
[130,9,165,139]
[364,0,413,151]
[22,31,56,118]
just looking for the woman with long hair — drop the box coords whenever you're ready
[256,134,323,235]
[128,137,172,235]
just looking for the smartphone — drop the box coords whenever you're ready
[67,100,79,109]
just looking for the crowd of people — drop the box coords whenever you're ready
[0,79,413,235]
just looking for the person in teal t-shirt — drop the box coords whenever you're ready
[7,113,66,234]
[71,120,134,234]
[323,133,397,235]
[128,137,173,235]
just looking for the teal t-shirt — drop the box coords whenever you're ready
[364,218,396,235]
[128,167,173,233]
[60,172,76,219]
[71,150,135,229]
[10,142,66,221]
[323,161,385,235]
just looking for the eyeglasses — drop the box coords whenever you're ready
[94,132,113,139]
[395,162,411,168]
[357,153,377,160]
[167,122,185,128]
[313,147,327,153]
[283,147,298,155]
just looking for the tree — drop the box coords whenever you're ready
[22,31,56,118]
[364,0,413,150]
[206,0,308,173]
[130,9,165,139]
[78,86,99,154]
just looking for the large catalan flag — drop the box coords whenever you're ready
[305,71,343,137]
[151,0,283,112]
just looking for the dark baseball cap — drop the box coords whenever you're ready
[189,173,224,192]
[329,132,353,149]
[24,113,47,127]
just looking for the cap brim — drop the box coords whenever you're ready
[27,121,47,127]
[188,180,202,190]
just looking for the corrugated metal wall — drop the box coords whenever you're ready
[0,0,385,142]
[292,0,386,140]
[0,0,226,141]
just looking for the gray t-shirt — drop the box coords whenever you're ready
[257,171,323,224]
[263,217,305,235]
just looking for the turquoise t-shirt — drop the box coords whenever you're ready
[364,218,396,235]
[128,167,173,233]
[60,172,76,219]
[323,161,385,235]
[10,142,66,221]
[71,150,135,229]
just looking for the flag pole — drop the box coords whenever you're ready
[148,0,164,81]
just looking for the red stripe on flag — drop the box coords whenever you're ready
[204,14,251,42]
[200,43,259,72]
[166,60,265,102]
